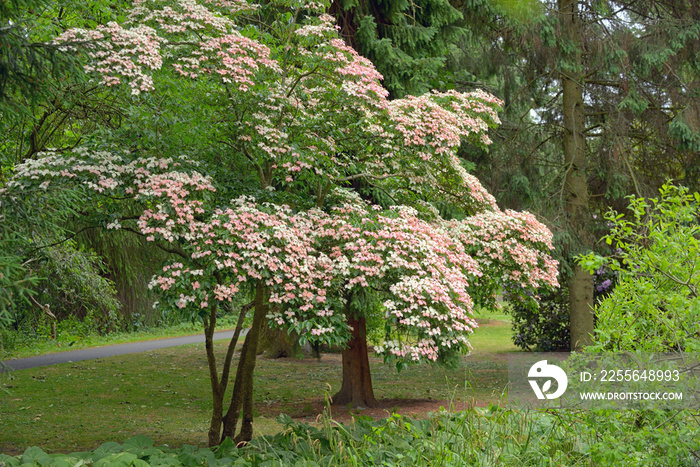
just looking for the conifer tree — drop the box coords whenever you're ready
[454,0,700,349]
[329,0,465,97]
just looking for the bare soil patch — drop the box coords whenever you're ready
[269,397,490,424]
[255,352,498,424]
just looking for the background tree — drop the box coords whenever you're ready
[329,0,466,97]
[0,0,166,340]
[448,0,700,349]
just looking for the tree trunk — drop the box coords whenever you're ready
[560,0,594,350]
[220,282,268,444]
[257,323,299,358]
[204,299,252,447]
[257,320,320,359]
[204,305,224,447]
[332,314,377,408]
[569,264,594,349]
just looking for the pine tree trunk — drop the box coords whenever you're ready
[332,314,377,408]
[560,0,594,350]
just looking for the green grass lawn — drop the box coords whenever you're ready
[0,318,518,455]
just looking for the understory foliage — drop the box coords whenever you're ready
[507,268,615,352]
[579,183,700,352]
[2,0,559,445]
[506,285,571,352]
[1,406,697,466]
[19,239,122,331]
[0,169,121,338]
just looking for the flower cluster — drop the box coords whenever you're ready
[55,23,163,95]
[128,0,239,33]
[6,148,214,241]
[54,0,505,214]
[450,209,559,293]
[176,33,280,90]
[8,147,559,364]
[388,90,501,158]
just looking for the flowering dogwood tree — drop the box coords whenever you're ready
[3,0,559,445]
[312,190,558,406]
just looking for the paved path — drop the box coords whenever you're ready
[1,329,241,371]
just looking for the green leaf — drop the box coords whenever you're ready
[0,453,21,466]
[20,447,51,465]
[93,452,139,467]
[123,435,155,450]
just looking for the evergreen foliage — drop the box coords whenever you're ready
[0,0,74,117]
[330,0,465,97]
[459,0,700,211]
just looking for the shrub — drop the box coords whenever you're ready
[507,286,571,352]
[506,261,616,352]
[579,183,700,352]
[0,238,124,352]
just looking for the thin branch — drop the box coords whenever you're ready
[25,225,95,256]
[118,226,191,260]
[622,152,642,198]
[286,65,321,98]
[28,294,56,320]
[654,266,698,298]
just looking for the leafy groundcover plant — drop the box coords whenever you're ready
[0,406,592,466]
[2,406,697,465]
